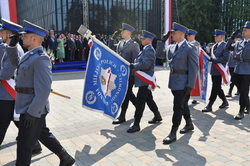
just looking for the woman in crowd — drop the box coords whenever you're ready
[56,34,66,62]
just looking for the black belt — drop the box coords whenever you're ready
[233,58,250,62]
[170,69,188,74]
[15,86,34,94]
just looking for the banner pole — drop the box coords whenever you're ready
[90,36,130,65]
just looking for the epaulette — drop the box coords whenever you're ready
[192,41,200,47]
[37,50,44,55]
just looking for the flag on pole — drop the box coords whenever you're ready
[190,49,209,103]
[0,0,18,23]
[82,38,129,119]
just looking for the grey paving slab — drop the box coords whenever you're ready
[1,65,250,166]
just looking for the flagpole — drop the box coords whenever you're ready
[77,24,130,65]
[90,36,130,65]
[200,48,211,60]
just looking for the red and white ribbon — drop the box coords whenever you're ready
[135,71,159,90]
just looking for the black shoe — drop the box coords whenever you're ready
[148,117,162,124]
[163,133,176,144]
[180,118,194,134]
[225,93,232,97]
[56,148,75,166]
[202,106,212,112]
[235,92,240,95]
[244,107,250,114]
[112,118,125,124]
[127,125,140,133]
[235,112,244,120]
[32,141,42,154]
[219,101,229,109]
[192,100,199,104]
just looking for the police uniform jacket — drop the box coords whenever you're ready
[227,51,237,68]
[167,40,198,90]
[7,46,51,118]
[234,40,250,75]
[133,44,155,87]
[0,44,23,100]
[210,41,229,75]
[117,39,140,76]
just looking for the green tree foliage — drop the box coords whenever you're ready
[177,0,250,44]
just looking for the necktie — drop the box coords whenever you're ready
[244,41,248,46]
[174,44,178,52]
[122,41,126,48]
[214,44,218,52]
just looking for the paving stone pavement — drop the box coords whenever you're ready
[1,66,250,166]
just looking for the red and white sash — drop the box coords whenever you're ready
[1,79,16,99]
[211,45,230,85]
[135,71,159,90]
[1,79,20,121]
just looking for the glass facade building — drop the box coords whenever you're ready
[16,0,162,37]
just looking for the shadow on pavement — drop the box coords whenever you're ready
[74,120,162,166]
[3,153,53,166]
[155,132,206,166]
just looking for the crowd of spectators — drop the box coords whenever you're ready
[40,30,90,63]
[19,29,150,64]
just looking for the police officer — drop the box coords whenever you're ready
[6,20,75,166]
[163,22,199,144]
[0,18,42,153]
[187,29,200,104]
[202,29,229,112]
[225,21,250,119]
[225,34,242,97]
[127,30,162,133]
[111,23,140,124]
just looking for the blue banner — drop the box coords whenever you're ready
[201,49,209,102]
[82,39,129,119]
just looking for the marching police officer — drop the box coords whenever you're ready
[202,29,229,112]
[225,21,250,119]
[186,29,200,105]
[0,18,42,153]
[127,30,162,133]
[0,19,22,146]
[111,23,140,124]
[225,34,242,97]
[163,22,199,144]
[6,20,75,166]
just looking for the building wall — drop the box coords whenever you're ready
[16,0,161,38]
[16,0,54,30]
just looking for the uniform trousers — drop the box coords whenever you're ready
[209,75,226,103]
[171,90,190,127]
[120,76,137,117]
[134,86,158,121]
[16,114,63,166]
[228,67,237,92]
[0,100,18,145]
[233,74,250,107]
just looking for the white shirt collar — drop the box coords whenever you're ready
[143,44,151,50]
[176,39,186,48]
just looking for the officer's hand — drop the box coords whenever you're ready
[230,29,241,40]
[161,31,171,42]
[184,87,192,97]
[23,113,36,128]
[210,58,216,63]
[112,30,121,40]
[9,31,20,47]
[129,63,134,69]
